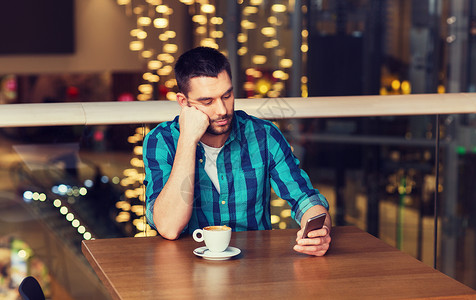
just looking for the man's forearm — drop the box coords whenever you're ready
[153,137,198,239]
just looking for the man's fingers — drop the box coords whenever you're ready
[297,235,331,246]
[306,226,330,238]
[296,229,304,241]
[293,244,330,257]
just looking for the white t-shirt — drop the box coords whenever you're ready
[200,142,224,193]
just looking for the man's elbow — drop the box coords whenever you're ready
[153,212,186,240]
[159,230,181,240]
[156,223,182,240]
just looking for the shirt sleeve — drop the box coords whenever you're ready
[267,123,329,225]
[142,128,173,229]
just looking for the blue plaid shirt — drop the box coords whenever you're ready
[143,110,328,234]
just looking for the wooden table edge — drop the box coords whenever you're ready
[81,240,122,300]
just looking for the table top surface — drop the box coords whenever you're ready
[82,226,476,300]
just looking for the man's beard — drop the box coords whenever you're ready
[206,114,233,135]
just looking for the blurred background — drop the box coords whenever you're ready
[1,0,476,299]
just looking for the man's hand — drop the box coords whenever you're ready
[293,225,331,256]
[293,206,332,256]
[179,106,209,143]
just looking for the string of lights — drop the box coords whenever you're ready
[23,186,93,240]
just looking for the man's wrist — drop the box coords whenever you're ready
[178,134,200,149]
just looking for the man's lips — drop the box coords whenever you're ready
[214,118,230,126]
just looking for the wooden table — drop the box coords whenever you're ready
[81,226,476,299]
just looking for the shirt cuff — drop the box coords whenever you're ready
[294,194,329,226]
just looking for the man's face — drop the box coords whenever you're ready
[185,70,234,136]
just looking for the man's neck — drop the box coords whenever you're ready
[200,132,230,148]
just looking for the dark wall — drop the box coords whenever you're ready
[0,0,75,55]
[307,35,363,96]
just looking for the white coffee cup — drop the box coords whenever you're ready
[193,225,231,253]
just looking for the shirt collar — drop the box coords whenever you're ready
[224,111,241,145]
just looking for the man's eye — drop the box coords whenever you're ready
[223,93,231,99]
[204,100,213,105]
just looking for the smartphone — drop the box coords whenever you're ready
[302,213,326,238]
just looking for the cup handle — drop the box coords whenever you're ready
[192,229,204,242]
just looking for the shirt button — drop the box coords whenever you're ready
[199,159,203,163]
[221,201,226,205]
[221,175,224,180]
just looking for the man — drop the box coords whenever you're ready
[143,46,331,256]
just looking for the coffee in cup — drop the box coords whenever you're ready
[193,225,231,253]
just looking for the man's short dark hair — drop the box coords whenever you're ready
[174,47,232,96]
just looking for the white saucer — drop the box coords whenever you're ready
[193,246,241,260]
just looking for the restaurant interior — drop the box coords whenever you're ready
[1,0,476,299]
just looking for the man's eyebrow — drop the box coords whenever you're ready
[223,87,234,96]
[195,96,213,102]
[193,87,234,102]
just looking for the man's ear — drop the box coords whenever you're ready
[176,93,188,108]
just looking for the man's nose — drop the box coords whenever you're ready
[215,99,226,116]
